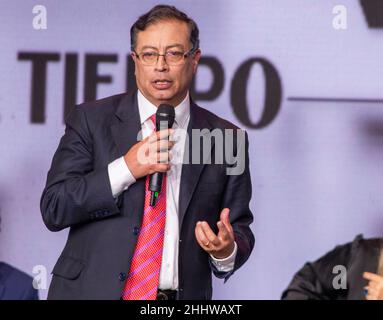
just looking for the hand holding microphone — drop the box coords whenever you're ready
[123,104,175,205]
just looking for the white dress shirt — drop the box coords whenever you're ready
[107,90,237,290]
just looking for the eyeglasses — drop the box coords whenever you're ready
[133,48,196,66]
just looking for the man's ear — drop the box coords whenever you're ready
[192,49,201,73]
[131,52,138,76]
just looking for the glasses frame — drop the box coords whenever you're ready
[133,48,197,66]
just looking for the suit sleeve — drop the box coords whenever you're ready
[40,106,120,232]
[281,243,353,300]
[213,130,255,281]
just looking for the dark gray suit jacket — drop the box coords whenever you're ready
[40,91,254,300]
[0,262,38,300]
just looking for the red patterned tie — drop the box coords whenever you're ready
[122,114,167,300]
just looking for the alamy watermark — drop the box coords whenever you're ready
[332,264,347,290]
[32,5,47,30]
[136,126,247,176]
[332,5,347,30]
[32,264,47,290]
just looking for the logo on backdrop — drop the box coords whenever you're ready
[17,52,282,130]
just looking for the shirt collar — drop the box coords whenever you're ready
[137,90,190,129]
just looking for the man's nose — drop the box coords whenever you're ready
[155,55,169,72]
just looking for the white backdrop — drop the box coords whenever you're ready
[1,0,383,299]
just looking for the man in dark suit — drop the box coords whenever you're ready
[40,5,254,300]
[281,234,383,300]
[0,262,38,300]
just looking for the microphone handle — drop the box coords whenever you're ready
[149,115,173,206]
[149,172,163,206]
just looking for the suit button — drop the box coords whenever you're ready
[119,272,126,282]
[133,227,140,236]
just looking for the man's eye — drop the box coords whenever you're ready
[142,52,157,58]
[167,51,183,57]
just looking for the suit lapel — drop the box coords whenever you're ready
[110,91,146,220]
[178,101,214,229]
[111,91,142,157]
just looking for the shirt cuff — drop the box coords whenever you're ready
[107,156,136,198]
[209,241,237,272]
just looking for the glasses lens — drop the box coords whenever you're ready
[141,52,158,64]
[166,51,184,64]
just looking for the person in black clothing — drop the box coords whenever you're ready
[282,234,383,300]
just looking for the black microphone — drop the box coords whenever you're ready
[149,104,175,206]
